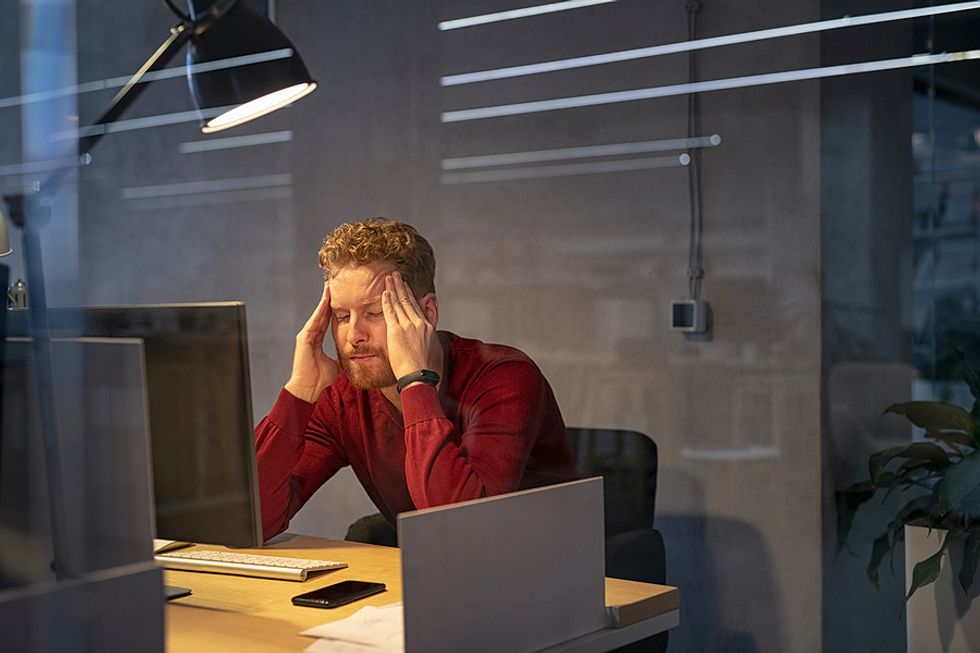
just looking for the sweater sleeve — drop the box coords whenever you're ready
[400,359,547,508]
[253,388,348,541]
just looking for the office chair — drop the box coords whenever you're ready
[567,427,668,653]
[345,512,398,547]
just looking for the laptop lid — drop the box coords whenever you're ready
[398,477,607,653]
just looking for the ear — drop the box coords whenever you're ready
[419,293,439,328]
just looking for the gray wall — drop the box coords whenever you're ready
[1,1,934,651]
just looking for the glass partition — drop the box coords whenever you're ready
[2,1,979,651]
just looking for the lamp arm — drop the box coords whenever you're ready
[77,0,239,155]
[78,21,192,155]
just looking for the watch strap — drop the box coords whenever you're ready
[396,369,440,393]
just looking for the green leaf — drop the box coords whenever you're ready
[881,478,938,505]
[863,497,935,590]
[897,458,939,473]
[937,450,980,515]
[952,482,980,523]
[959,531,980,595]
[947,347,980,414]
[868,532,894,590]
[924,428,975,450]
[887,401,975,434]
[869,443,952,481]
[880,466,938,503]
[836,484,876,550]
[906,531,952,602]
[868,446,909,480]
[892,495,938,526]
[834,481,876,552]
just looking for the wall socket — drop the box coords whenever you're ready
[669,299,710,334]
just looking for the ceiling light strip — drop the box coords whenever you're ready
[0,49,294,109]
[177,130,294,153]
[438,0,616,31]
[119,173,293,200]
[0,155,89,178]
[125,186,293,211]
[442,135,720,170]
[123,48,294,86]
[440,0,980,86]
[441,154,685,184]
[442,49,980,122]
[56,106,232,140]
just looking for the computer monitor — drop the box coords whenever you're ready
[38,302,263,548]
[0,336,157,587]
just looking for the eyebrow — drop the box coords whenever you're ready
[330,296,383,311]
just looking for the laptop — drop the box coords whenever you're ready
[398,477,608,653]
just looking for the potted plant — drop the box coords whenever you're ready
[836,350,980,602]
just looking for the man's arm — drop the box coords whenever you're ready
[254,389,348,541]
[400,359,551,508]
[254,283,345,541]
[285,281,340,402]
[379,272,558,507]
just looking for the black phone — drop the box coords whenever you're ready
[291,580,387,609]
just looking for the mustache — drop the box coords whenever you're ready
[341,347,385,359]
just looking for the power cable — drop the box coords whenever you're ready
[686,0,705,300]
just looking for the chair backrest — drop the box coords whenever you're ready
[566,427,658,536]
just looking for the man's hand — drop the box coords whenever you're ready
[285,282,340,403]
[382,271,435,380]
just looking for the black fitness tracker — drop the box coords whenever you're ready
[396,369,440,393]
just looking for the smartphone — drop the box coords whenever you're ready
[291,580,386,608]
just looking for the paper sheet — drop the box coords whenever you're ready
[301,602,404,652]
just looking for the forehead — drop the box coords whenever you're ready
[329,261,397,307]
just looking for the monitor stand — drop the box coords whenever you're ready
[165,585,192,601]
[154,540,194,600]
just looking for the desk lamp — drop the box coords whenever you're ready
[0,204,10,346]
[79,0,317,152]
[10,0,316,581]
[0,207,11,259]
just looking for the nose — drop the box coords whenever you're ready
[347,314,369,347]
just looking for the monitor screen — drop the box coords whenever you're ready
[37,303,262,547]
[0,336,157,587]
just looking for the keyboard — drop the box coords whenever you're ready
[155,549,348,581]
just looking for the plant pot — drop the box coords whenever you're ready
[905,524,980,653]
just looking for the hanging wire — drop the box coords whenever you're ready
[926,11,938,384]
[164,0,191,22]
[686,0,705,300]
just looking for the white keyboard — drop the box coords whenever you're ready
[155,549,348,581]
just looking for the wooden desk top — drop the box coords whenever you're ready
[165,534,678,653]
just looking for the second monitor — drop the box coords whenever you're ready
[42,302,262,548]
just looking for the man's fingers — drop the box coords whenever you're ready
[315,283,333,325]
[382,281,408,325]
[391,272,426,323]
[312,283,332,320]
[299,283,332,339]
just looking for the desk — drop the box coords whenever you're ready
[165,534,679,653]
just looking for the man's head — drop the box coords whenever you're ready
[319,218,438,389]
[318,218,435,298]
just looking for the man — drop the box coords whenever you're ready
[255,218,577,543]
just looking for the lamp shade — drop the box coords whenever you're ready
[186,1,316,133]
[0,205,12,257]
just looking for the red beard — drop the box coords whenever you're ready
[339,348,397,389]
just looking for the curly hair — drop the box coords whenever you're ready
[318,218,436,296]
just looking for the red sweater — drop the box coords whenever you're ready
[254,331,578,540]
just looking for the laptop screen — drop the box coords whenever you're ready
[398,477,607,653]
